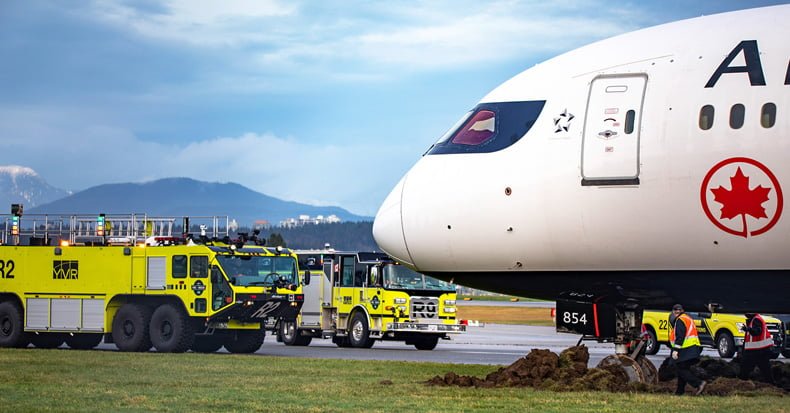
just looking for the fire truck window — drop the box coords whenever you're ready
[341,258,355,287]
[190,256,208,278]
[354,266,366,287]
[172,255,187,278]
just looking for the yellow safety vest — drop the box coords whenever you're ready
[669,313,700,349]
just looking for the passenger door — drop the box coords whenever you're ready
[581,74,646,185]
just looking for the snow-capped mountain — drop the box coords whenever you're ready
[0,165,71,209]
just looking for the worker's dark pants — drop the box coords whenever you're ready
[739,348,774,384]
[675,358,702,395]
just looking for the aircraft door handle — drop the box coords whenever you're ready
[597,129,618,139]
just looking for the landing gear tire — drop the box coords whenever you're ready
[414,336,439,351]
[191,334,225,353]
[0,301,29,348]
[280,320,312,346]
[30,333,66,349]
[348,312,374,349]
[150,304,194,353]
[65,333,103,350]
[643,328,660,355]
[112,303,153,352]
[224,329,265,353]
[597,354,656,384]
[716,331,736,358]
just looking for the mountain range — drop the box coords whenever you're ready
[0,166,71,210]
[0,167,370,226]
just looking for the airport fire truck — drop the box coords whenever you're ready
[0,206,304,353]
[277,250,465,350]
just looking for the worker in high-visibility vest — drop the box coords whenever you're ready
[669,304,706,395]
[738,313,775,384]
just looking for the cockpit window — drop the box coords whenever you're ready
[426,100,545,155]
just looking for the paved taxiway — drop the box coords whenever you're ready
[252,323,726,366]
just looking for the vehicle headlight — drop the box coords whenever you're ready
[444,308,456,313]
[444,300,456,306]
[394,298,407,304]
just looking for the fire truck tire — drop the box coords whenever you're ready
[112,303,153,352]
[224,329,265,353]
[413,336,439,350]
[65,333,103,350]
[280,320,312,346]
[150,304,195,353]
[30,333,66,349]
[643,327,660,355]
[191,334,225,353]
[333,334,351,348]
[716,330,736,358]
[349,312,373,348]
[0,301,29,348]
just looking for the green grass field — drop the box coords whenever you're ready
[0,348,785,412]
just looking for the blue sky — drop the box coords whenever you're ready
[0,1,785,216]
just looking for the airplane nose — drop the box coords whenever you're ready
[373,176,414,265]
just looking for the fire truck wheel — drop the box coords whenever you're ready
[280,320,312,346]
[413,336,439,350]
[349,312,373,348]
[65,333,103,350]
[191,334,225,353]
[0,301,29,348]
[224,329,265,353]
[112,303,153,352]
[716,331,736,358]
[644,327,660,355]
[30,333,66,349]
[332,334,351,348]
[150,304,195,353]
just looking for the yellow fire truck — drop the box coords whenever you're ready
[0,207,304,353]
[277,250,465,350]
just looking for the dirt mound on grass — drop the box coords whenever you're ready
[427,346,788,396]
[427,346,644,393]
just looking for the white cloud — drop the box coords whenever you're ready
[85,0,638,82]
[90,0,296,48]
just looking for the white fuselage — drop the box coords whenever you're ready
[373,6,790,309]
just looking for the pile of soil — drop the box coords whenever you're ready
[427,346,647,392]
[427,345,789,396]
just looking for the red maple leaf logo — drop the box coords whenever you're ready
[710,167,771,238]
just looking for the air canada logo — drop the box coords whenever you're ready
[700,157,783,238]
[53,260,78,279]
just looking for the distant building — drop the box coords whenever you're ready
[278,214,341,228]
[253,220,271,230]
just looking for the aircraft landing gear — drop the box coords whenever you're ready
[556,297,657,384]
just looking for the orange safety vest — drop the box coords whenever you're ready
[744,314,774,350]
[669,313,700,349]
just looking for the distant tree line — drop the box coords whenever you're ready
[260,221,377,251]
